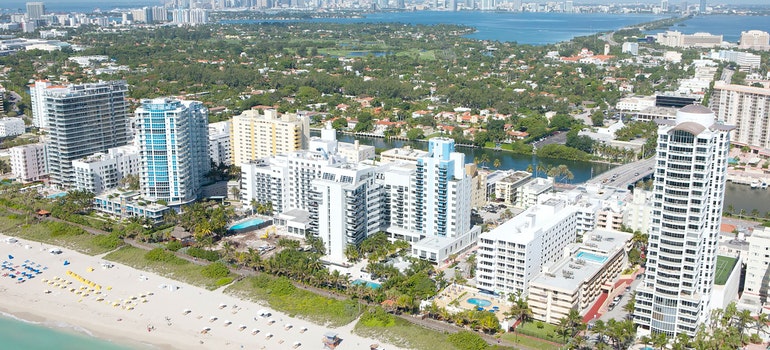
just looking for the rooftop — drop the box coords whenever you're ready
[715,255,738,286]
[481,199,574,244]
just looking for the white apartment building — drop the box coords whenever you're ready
[621,42,639,56]
[476,199,578,296]
[624,189,653,233]
[739,30,770,51]
[0,117,25,137]
[656,31,723,48]
[29,80,52,129]
[10,143,47,182]
[379,146,427,164]
[72,145,140,194]
[516,177,554,209]
[707,50,762,72]
[208,120,231,166]
[230,109,309,167]
[309,163,382,261]
[616,96,656,112]
[529,229,632,324]
[634,105,732,337]
[709,82,770,155]
[741,228,770,311]
[493,171,532,205]
[241,135,479,263]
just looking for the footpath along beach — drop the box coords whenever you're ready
[0,234,405,350]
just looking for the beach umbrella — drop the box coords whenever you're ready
[63,261,69,266]
[8,255,13,259]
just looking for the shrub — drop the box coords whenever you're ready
[92,233,122,250]
[201,262,230,279]
[215,277,234,287]
[145,248,177,263]
[359,307,395,328]
[447,331,489,350]
[187,247,221,262]
[46,222,86,237]
[750,333,762,344]
[166,240,183,252]
[536,321,544,329]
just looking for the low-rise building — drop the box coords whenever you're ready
[529,229,632,324]
[93,190,169,223]
[517,177,554,209]
[380,145,428,164]
[71,145,140,194]
[493,171,532,205]
[623,189,652,233]
[10,143,47,182]
[0,117,25,137]
[741,228,770,313]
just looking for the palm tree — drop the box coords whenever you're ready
[526,164,533,174]
[493,158,501,169]
[651,332,668,350]
[507,291,533,329]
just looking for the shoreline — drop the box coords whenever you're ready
[0,234,405,350]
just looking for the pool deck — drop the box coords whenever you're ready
[432,284,510,322]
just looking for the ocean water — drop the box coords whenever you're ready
[224,12,665,44]
[0,312,134,350]
[659,14,770,43]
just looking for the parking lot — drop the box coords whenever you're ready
[475,203,524,227]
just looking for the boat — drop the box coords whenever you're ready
[750,180,760,188]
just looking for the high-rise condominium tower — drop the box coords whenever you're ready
[136,98,210,206]
[634,105,732,336]
[44,81,130,188]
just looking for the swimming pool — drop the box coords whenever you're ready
[466,298,492,307]
[228,218,265,231]
[352,279,381,289]
[46,192,67,199]
[576,251,608,264]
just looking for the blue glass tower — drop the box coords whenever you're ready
[136,98,209,206]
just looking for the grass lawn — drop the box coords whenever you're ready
[501,332,561,350]
[512,321,565,344]
[354,316,462,350]
[103,246,230,290]
[715,255,738,285]
[0,213,117,256]
[225,275,361,327]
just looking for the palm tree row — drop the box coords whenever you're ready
[424,301,502,334]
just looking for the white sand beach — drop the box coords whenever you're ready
[0,234,405,350]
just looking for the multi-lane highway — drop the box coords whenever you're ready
[588,158,656,187]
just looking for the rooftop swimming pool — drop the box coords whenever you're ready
[576,251,608,264]
[466,298,492,308]
[352,279,381,289]
[228,218,265,231]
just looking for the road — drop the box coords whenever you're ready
[588,158,656,188]
[601,31,618,46]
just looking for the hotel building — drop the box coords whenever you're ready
[633,105,732,336]
[230,109,309,167]
[208,120,231,166]
[476,199,578,296]
[709,82,770,155]
[135,98,209,207]
[739,30,770,51]
[42,81,131,188]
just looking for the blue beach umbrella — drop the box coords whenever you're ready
[8,255,13,259]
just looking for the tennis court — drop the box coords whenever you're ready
[714,255,737,285]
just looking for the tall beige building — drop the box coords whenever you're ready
[230,109,309,167]
[710,82,770,154]
[739,30,770,51]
